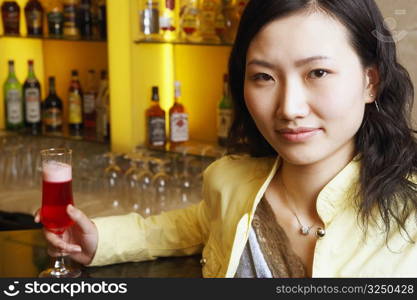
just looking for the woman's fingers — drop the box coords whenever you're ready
[43,229,82,253]
[33,208,40,223]
[67,204,95,233]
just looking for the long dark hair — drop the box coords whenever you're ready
[228,0,417,239]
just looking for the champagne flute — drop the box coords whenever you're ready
[39,148,81,278]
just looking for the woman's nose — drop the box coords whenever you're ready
[275,82,310,121]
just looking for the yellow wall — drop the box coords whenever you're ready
[174,45,230,143]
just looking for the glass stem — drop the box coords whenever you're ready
[53,256,68,274]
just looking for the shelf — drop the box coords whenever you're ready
[137,140,226,158]
[0,35,107,43]
[0,129,110,145]
[134,39,233,47]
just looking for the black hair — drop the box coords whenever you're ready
[227,0,417,240]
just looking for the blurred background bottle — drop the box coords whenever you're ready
[169,81,189,149]
[43,76,63,135]
[198,0,220,44]
[96,0,107,39]
[217,74,232,147]
[179,0,200,42]
[24,0,43,37]
[68,70,83,136]
[79,0,93,39]
[63,0,80,39]
[139,0,160,41]
[221,0,239,43]
[96,70,110,140]
[46,0,64,37]
[146,86,166,149]
[4,60,24,131]
[83,69,97,129]
[1,1,20,35]
[159,0,177,42]
[23,60,42,135]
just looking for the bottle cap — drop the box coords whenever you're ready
[174,81,181,98]
[152,86,159,101]
[28,60,34,65]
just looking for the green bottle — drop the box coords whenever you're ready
[4,60,24,130]
[217,74,233,147]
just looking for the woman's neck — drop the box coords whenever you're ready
[275,146,355,216]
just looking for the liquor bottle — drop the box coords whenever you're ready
[198,0,221,44]
[139,0,161,41]
[96,70,109,140]
[23,60,42,135]
[43,76,63,134]
[221,0,239,43]
[179,0,200,42]
[46,0,64,37]
[25,0,44,37]
[79,0,93,39]
[83,69,96,128]
[97,0,107,39]
[214,2,226,41]
[63,0,80,39]
[3,60,24,130]
[169,81,189,148]
[146,86,166,149]
[160,0,177,42]
[217,74,233,147]
[1,1,20,35]
[68,70,83,136]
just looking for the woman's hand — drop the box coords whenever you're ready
[34,204,98,266]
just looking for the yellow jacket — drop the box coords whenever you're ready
[89,155,417,277]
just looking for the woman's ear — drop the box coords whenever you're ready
[364,65,380,104]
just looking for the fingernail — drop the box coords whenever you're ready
[67,204,74,212]
[72,246,82,252]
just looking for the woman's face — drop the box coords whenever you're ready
[244,11,377,166]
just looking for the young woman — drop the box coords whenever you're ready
[37,0,417,277]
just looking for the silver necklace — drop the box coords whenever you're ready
[280,178,325,237]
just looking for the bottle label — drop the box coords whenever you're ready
[47,11,64,25]
[63,4,78,36]
[25,88,41,123]
[170,113,189,142]
[44,107,63,127]
[148,116,166,146]
[26,10,42,29]
[217,108,233,138]
[83,93,95,114]
[4,11,19,31]
[182,14,198,34]
[69,92,82,124]
[6,89,22,124]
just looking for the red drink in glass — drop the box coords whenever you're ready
[40,161,74,234]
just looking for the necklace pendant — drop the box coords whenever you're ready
[300,225,310,235]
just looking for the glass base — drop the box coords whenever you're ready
[39,267,81,278]
[39,256,82,278]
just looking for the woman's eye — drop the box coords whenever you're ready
[252,73,274,81]
[308,69,329,79]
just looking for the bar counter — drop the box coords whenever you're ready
[0,229,202,278]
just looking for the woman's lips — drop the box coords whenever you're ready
[277,128,323,142]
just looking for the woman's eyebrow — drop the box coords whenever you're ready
[247,56,331,69]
